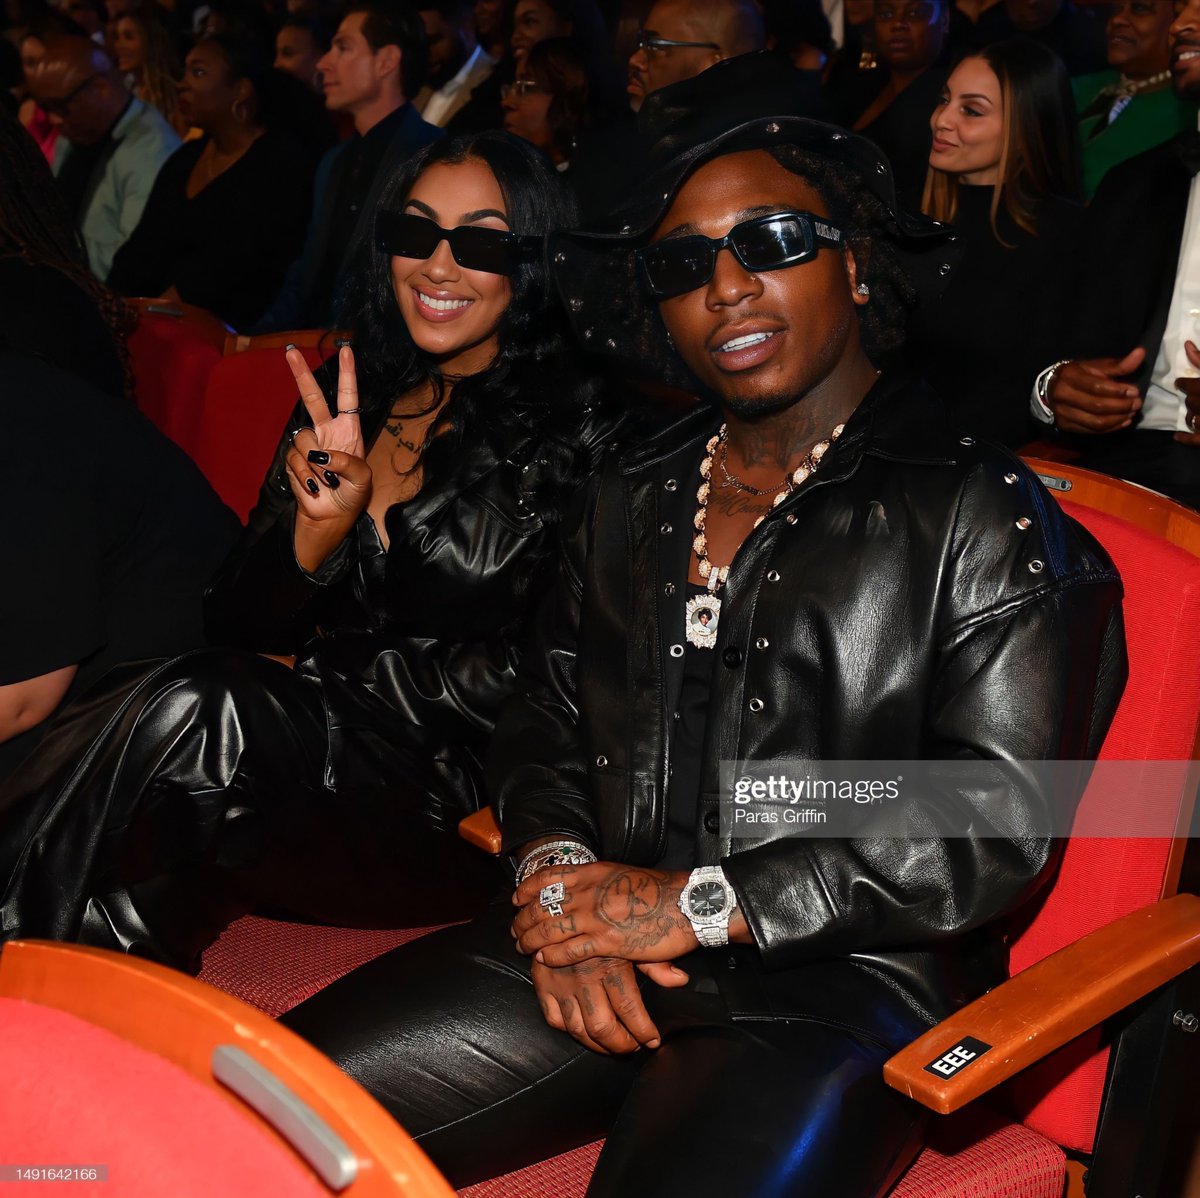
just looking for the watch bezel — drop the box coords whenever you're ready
[680,871,736,928]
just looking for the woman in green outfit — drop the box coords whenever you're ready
[1074,0,1195,198]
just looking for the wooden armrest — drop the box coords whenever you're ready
[883,893,1200,1114]
[130,297,232,351]
[224,329,352,355]
[458,808,502,855]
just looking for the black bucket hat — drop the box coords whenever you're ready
[550,52,960,388]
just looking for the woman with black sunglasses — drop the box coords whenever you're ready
[0,130,619,972]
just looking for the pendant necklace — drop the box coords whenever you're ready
[685,421,845,650]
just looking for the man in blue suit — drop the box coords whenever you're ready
[255,0,442,332]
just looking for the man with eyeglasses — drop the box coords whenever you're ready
[29,35,178,281]
[284,68,1125,1198]
[626,0,765,112]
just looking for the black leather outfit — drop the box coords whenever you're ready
[0,388,614,968]
[283,375,1127,1196]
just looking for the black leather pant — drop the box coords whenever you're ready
[283,903,928,1197]
[0,650,502,970]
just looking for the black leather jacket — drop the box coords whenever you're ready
[205,391,618,803]
[489,375,1127,1028]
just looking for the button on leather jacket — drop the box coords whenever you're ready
[488,375,1127,1028]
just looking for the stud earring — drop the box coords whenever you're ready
[856,283,870,297]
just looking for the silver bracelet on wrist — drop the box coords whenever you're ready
[1034,358,1072,425]
[515,840,597,884]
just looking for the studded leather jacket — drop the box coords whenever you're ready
[488,374,1127,1028]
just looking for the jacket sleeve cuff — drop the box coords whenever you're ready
[721,839,837,968]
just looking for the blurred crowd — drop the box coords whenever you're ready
[2,0,1198,476]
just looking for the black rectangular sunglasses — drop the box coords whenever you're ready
[637,211,844,301]
[375,211,541,276]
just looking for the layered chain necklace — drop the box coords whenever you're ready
[685,421,844,649]
[1098,69,1171,125]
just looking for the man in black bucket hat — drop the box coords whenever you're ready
[284,62,1128,1197]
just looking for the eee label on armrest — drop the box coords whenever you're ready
[923,1036,992,1080]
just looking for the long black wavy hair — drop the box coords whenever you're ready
[339,129,604,516]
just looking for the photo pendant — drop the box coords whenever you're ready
[684,594,721,650]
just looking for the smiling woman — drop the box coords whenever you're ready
[912,37,1085,445]
[0,130,619,974]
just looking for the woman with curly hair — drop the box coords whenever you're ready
[0,106,134,396]
[113,2,186,134]
[0,129,620,973]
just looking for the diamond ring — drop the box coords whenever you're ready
[539,882,566,916]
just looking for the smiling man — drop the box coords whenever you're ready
[283,67,1127,1198]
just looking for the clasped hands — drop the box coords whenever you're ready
[511,862,698,1057]
[1049,342,1200,443]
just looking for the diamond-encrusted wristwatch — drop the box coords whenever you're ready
[678,865,738,947]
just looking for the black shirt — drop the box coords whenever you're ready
[661,582,718,870]
[309,104,413,317]
[107,131,313,331]
[907,185,1084,447]
[0,355,240,777]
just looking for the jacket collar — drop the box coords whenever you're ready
[618,371,960,476]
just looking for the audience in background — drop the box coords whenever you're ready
[254,0,441,331]
[30,36,179,280]
[113,2,186,132]
[415,0,494,126]
[501,35,585,166]
[1073,0,1193,198]
[273,14,330,89]
[625,0,765,113]
[106,36,314,329]
[970,0,1107,74]
[15,9,89,163]
[911,37,1083,446]
[473,0,504,58]
[1036,0,1200,507]
[63,0,107,40]
[847,0,951,208]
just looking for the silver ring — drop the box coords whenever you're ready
[539,883,565,907]
[1188,411,1198,433]
[338,407,362,415]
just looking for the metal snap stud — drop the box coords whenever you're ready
[755,637,769,650]
[1004,472,1018,485]
[766,569,781,583]
[785,513,798,525]
[664,478,678,492]
[939,262,951,276]
[1016,517,1032,530]
[765,121,781,133]
[595,755,608,767]
[669,644,684,658]
[1028,559,1045,574]
[660,522,672,535]
[960,436,974,446]
[664,583,676,596]
[748,698,764,713]
[554,252,566,264]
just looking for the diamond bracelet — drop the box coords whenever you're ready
[515,839,598,884]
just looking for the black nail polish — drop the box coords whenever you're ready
[323,470,340,489]
[307,450,330,465]
[305,478,320,496]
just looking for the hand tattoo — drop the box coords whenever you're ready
[596,870,681,952]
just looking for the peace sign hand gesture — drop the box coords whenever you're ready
[284,344,373,573]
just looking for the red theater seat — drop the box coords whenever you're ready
[0,940,456,1197]
[198,462,1200,1197]
[191,333,342,523]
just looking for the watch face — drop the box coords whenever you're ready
[688,880,727,917]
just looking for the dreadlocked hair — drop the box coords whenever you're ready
[0,111,136,397]
[768,144,917,362]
